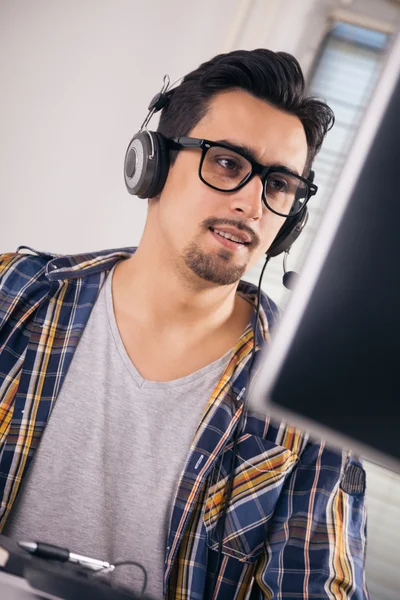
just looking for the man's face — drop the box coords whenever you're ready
[151,89,308,286]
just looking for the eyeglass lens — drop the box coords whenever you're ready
[201,145,309,216]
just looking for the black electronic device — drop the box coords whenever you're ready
[250,34,400,473]
[0,535,158,600]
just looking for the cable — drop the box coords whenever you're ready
[113,561,148,598]
[211,254,271,595]
[92,559,148,598]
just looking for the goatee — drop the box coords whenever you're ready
[182,241,247,285]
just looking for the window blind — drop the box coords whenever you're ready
[244,23,389,308]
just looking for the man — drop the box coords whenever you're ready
[0,49,368,599]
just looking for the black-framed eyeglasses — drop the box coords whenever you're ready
[167,136,317,218]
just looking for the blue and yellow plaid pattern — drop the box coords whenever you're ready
[0,247,368,599]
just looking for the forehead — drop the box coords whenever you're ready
[190,89,308,174]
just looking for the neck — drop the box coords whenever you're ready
[112,237,250,336]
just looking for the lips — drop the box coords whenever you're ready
[209,226,252,245]
[209,228,250,251]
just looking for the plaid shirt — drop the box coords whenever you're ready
[0,247,368,599]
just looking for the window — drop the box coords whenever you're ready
[244,22,390,308]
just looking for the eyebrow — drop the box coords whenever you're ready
[216,138,301,177]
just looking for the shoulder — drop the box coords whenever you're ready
[0,249,61,330]
[0,246,134,328]
[1,241,135,290]
[1,245,136,289]
[0,248,57,293]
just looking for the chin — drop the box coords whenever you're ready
[182,243,248,286]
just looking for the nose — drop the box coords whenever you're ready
[228,175,264,220]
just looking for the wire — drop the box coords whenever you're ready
[113,560,148,597]
[92,559,148,598]
[168,75,184,91]
[211,255,271,595]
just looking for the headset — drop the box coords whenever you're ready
[124,76,312,268]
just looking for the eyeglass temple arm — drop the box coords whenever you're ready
[305,169,318,196]
[168,137,204,150]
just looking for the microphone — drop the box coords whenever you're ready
[282,250,299,290]
[282,270,298,290]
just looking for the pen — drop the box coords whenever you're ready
[18,540,114,572]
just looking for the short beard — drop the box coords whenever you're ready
[182,241,247,286]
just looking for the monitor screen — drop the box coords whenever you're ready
[250,34,400,473]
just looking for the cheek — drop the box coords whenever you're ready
[158,173,208,246]
[163,162,215,223]
[245,212,286,271]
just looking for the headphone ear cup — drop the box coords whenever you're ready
[145,132,170,198]
[124,131,154,198]
[267,207,309,257]
[124,131,170,199]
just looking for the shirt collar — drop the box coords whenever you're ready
[39,246,278,345]
[44,246,135,281]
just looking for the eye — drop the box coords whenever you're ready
[216,157,242,172]
[267,176,288,192]
[204,147,251,186]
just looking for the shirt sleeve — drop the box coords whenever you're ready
[0,252,20,281]
[253,440,369,599]
[0,253,22,330]
[0,251,47,334]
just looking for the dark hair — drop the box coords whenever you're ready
[157,48,334,173]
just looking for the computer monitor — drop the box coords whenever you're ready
[250,33,400,474]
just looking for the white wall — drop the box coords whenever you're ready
[0,0,245,253]
[1,0,399,262]
[2,0,361,256]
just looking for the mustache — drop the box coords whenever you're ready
[203,217,260,246]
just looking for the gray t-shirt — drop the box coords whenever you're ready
[5,267,232,599]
